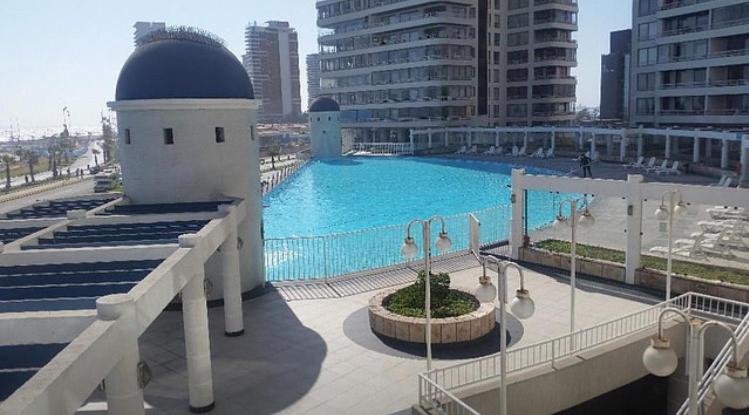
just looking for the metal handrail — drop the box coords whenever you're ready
[418,374,480,415]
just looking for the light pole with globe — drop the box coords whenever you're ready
[654,190,688,301]
[474,256,536,415]
[400,216,453,371]
[553,196,595,335]
[643,307,749,414]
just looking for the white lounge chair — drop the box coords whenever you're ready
[639,157,656,171]
[707,206,747,221]
[517,145,527,157]
[545,148,555,158]
[466,145,478,154]
[455,145,467,154]
[652,233,734,259]
[646,159,668,173]
[722,177,733,188]
[710,175,728,187]
[656,161,681,175]
[624,156,645,169]
[529,148,544,158]
[483,146,496,155]
[511,146,519,157]
[495,146,505,156]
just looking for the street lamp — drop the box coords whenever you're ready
[474,256,535,415]
[643,307,749,414]
[553,196,595,335]
[400,217,452,371]
[654,190,688,301]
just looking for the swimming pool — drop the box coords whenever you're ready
[263,157,574,281]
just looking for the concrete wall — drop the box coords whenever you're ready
[460,323,688,414]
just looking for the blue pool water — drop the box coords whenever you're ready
[263,157,574,280]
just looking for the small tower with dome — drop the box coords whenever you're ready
[108,27,265,292]
[308,97,341,158]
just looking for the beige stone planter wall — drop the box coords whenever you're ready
[368,288,495,344]
[519,247,749,303]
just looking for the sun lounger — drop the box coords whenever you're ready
[529,148,544,158]
[466,145,478,154]
[656,161,680,175]
[639,157,656,171]
[545,148,555,158]
[455,145,467,154]
[483,146,496,155]
[710,175,728,187]
[624,156,644,169]
[646,159,668,173]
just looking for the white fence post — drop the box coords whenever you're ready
[625,175,643,285]
[469,213,480,257]
[510,169,526,260]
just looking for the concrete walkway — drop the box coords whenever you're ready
[98,263,659,415]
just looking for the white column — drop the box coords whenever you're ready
[590,134,597,159]
[510,169,526,260]
[428,132,433,149]
[409,129,415,154]
[619,134,627,162]
[741,135,749,184]
[523,130,528,150]
[721,139,729,169]
[444,130,448,148]
[705,138,712,161]
[218,207,244,336]
[692,133,700,164]
[665,129,672,159]
[578,127,584,150]
[637,127,644,159]
[467,131,473,148]
[551,130,556,153]
[179,236,214,412]
[97,294,145,415]
[625,175,644,285]
[495,129,500,148]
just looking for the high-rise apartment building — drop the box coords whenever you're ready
[316,0,578,142]
[133,22,166,46]
[600,29,632,121]
[244,21,302,122]
[630,0,749,127]
[307,53,322,109]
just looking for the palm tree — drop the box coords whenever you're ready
[1,154,13,190]
[17,149,38,183]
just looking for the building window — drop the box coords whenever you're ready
[637,73,656,91]
[215,127,225,143]
[163,128,174,145]
[124,128,131,145]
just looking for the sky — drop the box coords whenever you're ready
[0,0,631,136]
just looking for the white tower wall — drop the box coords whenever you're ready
[110,98,265,293]
[310,110,342,158]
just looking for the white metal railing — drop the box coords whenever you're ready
[261,159,308,196]
[352,142,414,155]
[264,205,510,281]
[418,374,481,415]
[675,296,749,415]
[418,293,749,414]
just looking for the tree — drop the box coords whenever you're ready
[17,149,39,182]
[1,154,13,189]
[92,148,100,166]
[269,139,281,170]
[100,114,117,163]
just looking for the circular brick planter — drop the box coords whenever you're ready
[368,288,495,344]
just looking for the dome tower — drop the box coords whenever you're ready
[308,97,342,158]
[108,28,265,291]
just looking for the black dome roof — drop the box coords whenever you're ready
[309,97,340,113]
[115,34,254,101]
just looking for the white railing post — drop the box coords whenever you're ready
[510,169,526,260]
[625,174,643,285]
[97,294,145,415]
[469,213,480,257]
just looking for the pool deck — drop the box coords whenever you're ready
[79,258,660,415]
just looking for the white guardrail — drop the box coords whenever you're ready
[351,142,414,155]
[418,293,749,414]
[264,205,510,281]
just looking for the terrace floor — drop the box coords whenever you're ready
[83,261,660,415]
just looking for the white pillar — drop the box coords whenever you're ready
[705,138,712,161]
[665,129,672,160]
[409,129,415,154]
[741,135,749,184]
[443,130,448,148]
[510,169,526,260]
[619,134,627,162]
[428,132,433,149]
[551,130,556,152]
[692,133,700,164]
[467,131,473,148]
[97,294,145,415]
[179,235,214,412]
[495,130,500,148]
[721,139,729,169]
[218,207,244,336]
[523,130,528,150]
[637,127,644,159]
[590,134,597,159]
[578,127,584,150]
[625,175,644,285]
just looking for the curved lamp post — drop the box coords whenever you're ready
[474,256,535,415]
[400,217,452,371]
[553,196,595,335]
[643,307,749,414]
[653,190,688,301]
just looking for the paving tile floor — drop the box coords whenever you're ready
[88,263,662,415]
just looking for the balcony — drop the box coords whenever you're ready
[535,0,577,6]
[318,10,472,39]
[660,0,710,11]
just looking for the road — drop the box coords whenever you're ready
[0,179,94,216]
[6,141,101,189]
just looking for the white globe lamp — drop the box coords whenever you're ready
[435,232,452,254]
[400,237,418,259]
[713,365,749,410]
[642,337,678,377]
[510,289,535,320]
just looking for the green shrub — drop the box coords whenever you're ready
[385,271,478,318]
